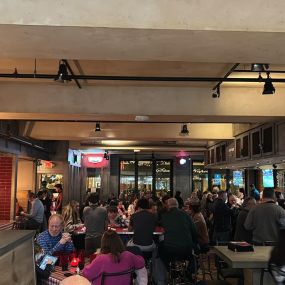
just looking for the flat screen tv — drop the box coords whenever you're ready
[262,169,274,188]
[213,174,221,185]
[233,170,243,186]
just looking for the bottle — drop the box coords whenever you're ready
[76,266,80,275]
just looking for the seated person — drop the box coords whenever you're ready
[82,229,145,285]
[127,198,157,252]
[21,191,45,230]
[117,200,126,216]
[37,214,74,256]
[34,241,53,285]
[107,206,128,228]
[159,198,197,269]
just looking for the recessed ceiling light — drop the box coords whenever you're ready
[135,115,149,121]
[134,149,141,152]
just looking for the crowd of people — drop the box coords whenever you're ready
[19,183,285,284]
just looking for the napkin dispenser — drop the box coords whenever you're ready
[228,241,254,252]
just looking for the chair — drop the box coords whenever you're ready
[168,255,189,285]
[101,268,135,285]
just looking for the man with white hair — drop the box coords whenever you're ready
[158,197,197,268]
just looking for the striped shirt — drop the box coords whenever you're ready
[37,230,74,255]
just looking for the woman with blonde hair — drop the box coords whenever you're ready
[62,200,82,233]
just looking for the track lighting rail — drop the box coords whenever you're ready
[1,73,285,83]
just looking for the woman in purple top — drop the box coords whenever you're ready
[82,230,145,285]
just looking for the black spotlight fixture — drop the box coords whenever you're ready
[180,123,189,136]
[262,72,275,95]
[95,122,101,132]
[212,85,220,98]
[55,60,69,82]
[104,150,109,160]
[251,63,270,72]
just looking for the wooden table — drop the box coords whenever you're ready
[213,246,274,285]
[44,266,78,285]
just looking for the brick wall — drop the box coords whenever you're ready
[0,157,13,220]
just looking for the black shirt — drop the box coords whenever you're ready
[130,210,156,246]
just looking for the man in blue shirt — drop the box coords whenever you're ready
[37,214,74,255]
[250,184,260,201]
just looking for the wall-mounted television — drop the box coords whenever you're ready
[68,149,81,167]
[262,169,274,188]
[213,174,221,185]
[233,170,243,186]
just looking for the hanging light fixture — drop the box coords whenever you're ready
[212,85,220,98]
[55,60,69,82]
[95,122,101,132]
[180,123,189,136]
[262,72,275,95]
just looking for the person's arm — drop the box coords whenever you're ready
[244,209,254,230]
[132,253,145,270]
[135,267,148,285]
[82,255,103,282]
[128,215,134,231]
[55,194,62,211]
[25,201,39,219]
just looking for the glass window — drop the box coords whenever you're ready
[156,160,171,196]
[120,161,135,196]
[193,162,208,192]
[138,161,153,194]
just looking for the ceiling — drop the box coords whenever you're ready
[1,21,285,153]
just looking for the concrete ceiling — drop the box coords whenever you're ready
[1,2,285,152]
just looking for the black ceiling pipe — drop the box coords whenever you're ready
[1,72,285,82]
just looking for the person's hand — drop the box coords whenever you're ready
[46,258,53,265]
[60,233,72,244]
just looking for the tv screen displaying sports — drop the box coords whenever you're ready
[262,169,274,188]
[233,171,243,186]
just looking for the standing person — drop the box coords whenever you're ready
[62,200,82,233]
[188,198,209,253]
[54,184,63,213]
[83,193,108,257]
[249,184,260,201]
[234,197,256,242]
[21,191,44,230]
[212,191,232,243]
[174,191,184,209]
[38,190,52,225]
[245,187,285,244]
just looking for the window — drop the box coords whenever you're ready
[120,161,136,196]
[156,160,171,196]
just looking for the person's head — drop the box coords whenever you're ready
[101,229,125,262]
[188,197,201,214]
[108,206,118,220]
[162,195,170,207]
[41,181,47,188]
[136,198,150,210]
[88,193,99,205]
[37,191,44,199]
[145,191,151,199]
[167,198,179,209]
[149,202,158,214]
[228,194,237,206]
[48,214,64,237]
[206,193,213,201]
[250,184,255,190]
[243,196,256,209]
[218,190,227,202]
[60,275,91,285]
[55,184,63,192]
[28,191,37,202]
[263,187,276,201]
[69,200,80,212]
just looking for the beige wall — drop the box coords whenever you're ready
[16,160,35,211]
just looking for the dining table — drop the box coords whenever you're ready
[213,245,275,285]
[44,266,79,285]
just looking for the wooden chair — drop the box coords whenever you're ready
[101,268,135,285]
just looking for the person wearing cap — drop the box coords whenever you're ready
[244,187,285,244]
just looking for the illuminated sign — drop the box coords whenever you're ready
[82,154,108,168]
[88,157,103,164]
